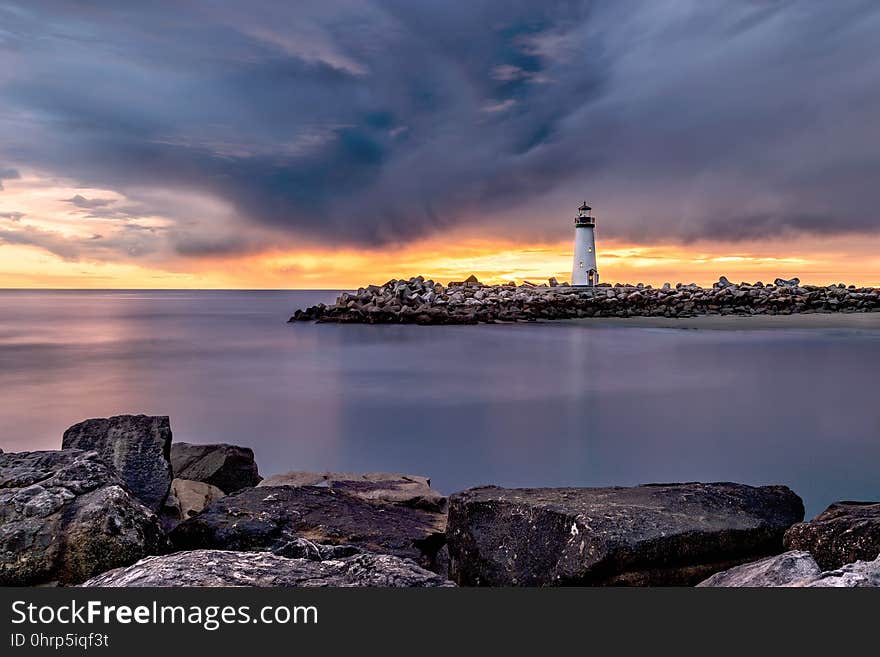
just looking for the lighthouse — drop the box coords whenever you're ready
[571,201,599,286]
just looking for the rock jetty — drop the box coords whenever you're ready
[1,413,878,587]
[289,275,880,324]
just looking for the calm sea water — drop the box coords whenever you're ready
[1,289,878,518]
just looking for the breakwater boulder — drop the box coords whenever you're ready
[289,276,880,324]
[799,554,880,587]
[446,482,804,586]
[698,551,880,587]
[0,449,166,585]
[169,485,447,571]
[783,501,880,569]
[259,471,447,512]
[170,442,261,493]
[159,478,226,532]
[696,551,822,587]
[62,415,173,513]
[80,549,454,587]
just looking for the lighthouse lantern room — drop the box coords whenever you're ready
[571,201,599,286]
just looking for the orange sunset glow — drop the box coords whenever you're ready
[3,234,879,290]
[2,170,878,289]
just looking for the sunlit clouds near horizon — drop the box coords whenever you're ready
[1,1,880,288]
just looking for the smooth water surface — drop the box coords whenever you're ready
[1,289,878,517]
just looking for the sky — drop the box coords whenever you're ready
[1,0,880,288]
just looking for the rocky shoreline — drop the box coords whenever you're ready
[2,414,878,587]
[289,275,880,324]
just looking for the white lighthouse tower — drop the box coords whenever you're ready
[571,201,599,286]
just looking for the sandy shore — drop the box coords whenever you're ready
[564,313,880,331]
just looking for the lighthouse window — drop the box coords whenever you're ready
[578,261,584,268]
[588,247,593,253]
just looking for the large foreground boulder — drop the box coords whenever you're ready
[783,501,880,570]
[698,551,880,587]
[0,450,165,585]
[170,485,446,570]
[170,442,261,493]
[259,471,446,512]
[696,551,821,587]
[447,482,804,586]
[81,549,454,587]
[62,415,172,512]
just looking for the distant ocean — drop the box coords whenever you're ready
[1,289,878,518]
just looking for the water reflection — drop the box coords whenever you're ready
[0,289,878,517]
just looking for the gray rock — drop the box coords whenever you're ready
[159,478,225,532]
[696,551,821,587]
[62,415,172,512]
[783,501,880,569]
[170,485,447,571]
[447,482,804,586]
[80,549,454,587]
[258,471,446,512]
[799,555,880,587]
[698,552,880,587]
[774,277,800,287]
[170,442,261,493]
[271,538,364,560]
[0,449,165,585]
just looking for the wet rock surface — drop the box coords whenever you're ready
[447,482,804,586]
[62,415,173,512]
[170,442,262,493]
[169,485,447,571]
[783,501,880,569]
[80,549,454,587]
[290,276,880,324]
[0,449,165,585]
[258,471,446,512]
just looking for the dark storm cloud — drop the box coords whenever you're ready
[1,0,879,256]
